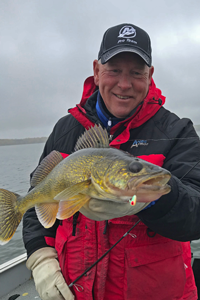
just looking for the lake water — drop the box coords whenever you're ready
[0,143,45,265]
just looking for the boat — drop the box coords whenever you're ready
[0,254,40,299]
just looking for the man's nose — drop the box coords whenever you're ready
[117,74,132,89]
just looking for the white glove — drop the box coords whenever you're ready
[26,247,74,300]
[80,199,150,221]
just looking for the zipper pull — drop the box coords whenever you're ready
[107,118,113,142]
[107,119,112,127]
[107,117,112,132]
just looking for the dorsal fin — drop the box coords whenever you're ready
[31,150,63,187]
[74,124,109,151]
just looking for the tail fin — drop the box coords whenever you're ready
[0,189,23,245]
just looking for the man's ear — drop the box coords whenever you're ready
[93,60,100,86]
[148,66,154,84]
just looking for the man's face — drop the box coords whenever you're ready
[93,52,154,118]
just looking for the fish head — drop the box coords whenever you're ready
[126,157,171,201]
[93,153,171,202]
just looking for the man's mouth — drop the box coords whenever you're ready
[114,94,132,100]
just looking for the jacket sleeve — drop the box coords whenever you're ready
[137,118,200,241]
[23,130,59,257]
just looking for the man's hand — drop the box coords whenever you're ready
[80,199,150,221]
[26,247,74,300]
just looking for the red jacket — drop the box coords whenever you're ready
[55,215,196,299]
[52,77,197,299]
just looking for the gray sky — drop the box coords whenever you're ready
[0,0,200,138]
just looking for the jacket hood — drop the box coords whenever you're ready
[79,76,166,108]
[69,76,166,148]
[78,76,166,132]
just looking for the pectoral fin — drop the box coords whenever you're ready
[54,180,91,201]
[35,202,59,228]
[57,194,91,219]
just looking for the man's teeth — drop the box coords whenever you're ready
[116,95,130,99]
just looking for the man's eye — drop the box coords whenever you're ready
[132,71,143,78]
[108,69,120,75]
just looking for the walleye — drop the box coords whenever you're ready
[0,125,171,245]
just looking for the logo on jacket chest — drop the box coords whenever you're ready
[131,140,148,148]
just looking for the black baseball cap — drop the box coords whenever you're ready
[98,23,152,67]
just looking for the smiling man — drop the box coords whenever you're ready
[23,23,200,300]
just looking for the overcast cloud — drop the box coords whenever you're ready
[0,0,200,138]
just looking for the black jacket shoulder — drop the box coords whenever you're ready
[40,114,86,159]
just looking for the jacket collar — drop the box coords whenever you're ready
[69,76,166,148]
[78,76,165,131]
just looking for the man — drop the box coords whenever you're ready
[23,23,200,300]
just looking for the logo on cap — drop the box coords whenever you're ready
[118,26,136,39]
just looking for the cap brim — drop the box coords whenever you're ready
[100,47,151,67]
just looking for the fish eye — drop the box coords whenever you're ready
[129,161,143,173]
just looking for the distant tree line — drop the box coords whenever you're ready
[0,137,47,146]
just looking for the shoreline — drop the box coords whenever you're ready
[0,137,47,146]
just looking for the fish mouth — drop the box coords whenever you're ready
[128,172,171,193]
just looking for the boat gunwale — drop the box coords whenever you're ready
[0,253,27,273]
